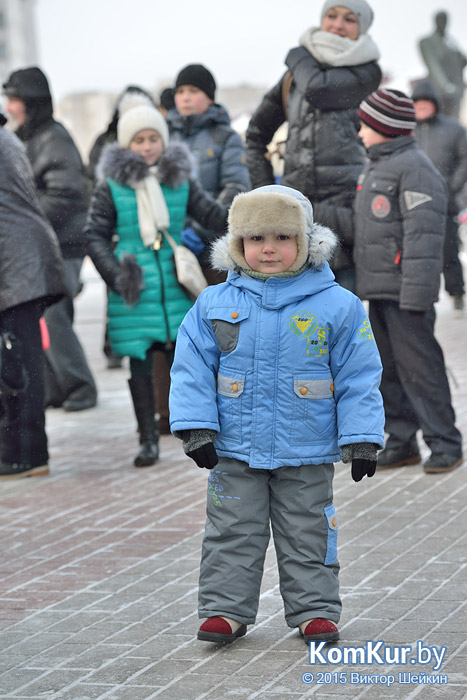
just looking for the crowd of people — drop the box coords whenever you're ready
[0,0,465,648]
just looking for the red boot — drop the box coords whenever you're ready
[197,616,247,643]
[300,618,339,644]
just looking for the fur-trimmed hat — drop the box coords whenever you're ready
[320,0,374,35]
[117,104,169,149]
[174,64,216,100]
[358,88,416,138]
[213,185,337,275]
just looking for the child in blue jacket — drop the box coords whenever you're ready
[169,185,385,645]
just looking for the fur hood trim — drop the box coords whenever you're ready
[96,141,193,188]
[211,185,338,273]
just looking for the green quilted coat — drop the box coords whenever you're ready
[107,179,193,359]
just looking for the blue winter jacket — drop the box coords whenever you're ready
[170,262,385,470]
[167,104,251,198]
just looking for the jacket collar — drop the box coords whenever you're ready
[226,264,337,310]
[167,103,230,135]
[367,135,415,160]
[96,141,193,188]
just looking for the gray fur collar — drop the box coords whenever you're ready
[211,223,338,272]
[96,141,193,188]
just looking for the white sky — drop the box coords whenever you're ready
[35,0,467,103]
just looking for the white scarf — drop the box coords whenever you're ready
[133,166,170,248]
[300,27,380,67]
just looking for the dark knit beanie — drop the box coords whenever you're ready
[159,87,175,112]
[358,88,416,138]
[174,64,216,100]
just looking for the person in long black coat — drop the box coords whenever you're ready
[2,66,97,411]
[0,124,66,479]
[411,79,467,313]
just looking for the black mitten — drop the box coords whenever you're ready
[116,254,145,306]
[187,442,218,470]
[351,458,377,482]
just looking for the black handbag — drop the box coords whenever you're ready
[0,332,29,396]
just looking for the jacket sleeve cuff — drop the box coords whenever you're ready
[341,442,378,463]
[180,429,218,454]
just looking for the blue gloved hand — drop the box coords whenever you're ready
[181,227,205,255]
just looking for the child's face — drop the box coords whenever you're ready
[359,122,391,149]
[321,6,360,40]
[129,129,164,166]
[174,85,213,116]
[243,232,298,274]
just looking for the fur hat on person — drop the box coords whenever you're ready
[320,0,374,35]
[358,88,416,138]
[174,64,216,100]
[117,104,169,149]
[211,185,337,275]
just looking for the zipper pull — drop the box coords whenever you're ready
[153,232,162,251]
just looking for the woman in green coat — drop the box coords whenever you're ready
[85,105,227,468]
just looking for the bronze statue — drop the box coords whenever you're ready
[419,11,466,118]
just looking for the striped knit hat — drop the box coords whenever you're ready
[358,88,416,138]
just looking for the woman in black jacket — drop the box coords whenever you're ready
[245,0,381,288]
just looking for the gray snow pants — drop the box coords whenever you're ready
[198,457,341,627]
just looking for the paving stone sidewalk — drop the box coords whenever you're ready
[0,261,466,700]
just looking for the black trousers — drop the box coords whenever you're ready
[369,300,462,456]
[43,258,97,406]
[0,301,48,467]
[129,344,174,379]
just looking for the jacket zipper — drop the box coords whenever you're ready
[153,238,173,350]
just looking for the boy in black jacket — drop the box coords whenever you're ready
[316,88,463,474]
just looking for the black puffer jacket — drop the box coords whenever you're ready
[246,50,381,202]
[353,137,447,311]
[0,128,66,314]
[412,80,467,215]
[246,47,380,270]
[3,68,89,259]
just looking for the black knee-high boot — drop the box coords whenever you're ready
[128,376,159,467]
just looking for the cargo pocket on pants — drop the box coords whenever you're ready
[324,504,338,565]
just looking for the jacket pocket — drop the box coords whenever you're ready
[324,504,338,565]
[217,370,245,443]
[369,180,398,223]
[208,307,250,354]
[290,371,336,444]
